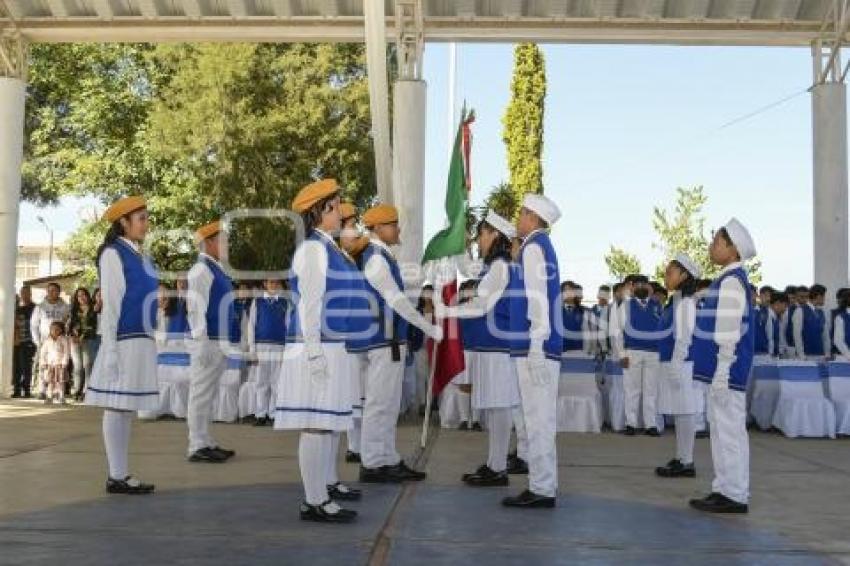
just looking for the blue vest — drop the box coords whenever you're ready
[833,310,850,355]
[656,296,695,363]
[460,260,512,353]
[562,306,586,352]
[192,255,238,342]
[287,232,356,344]
[800,304,825,356]
[343,251,372,352]
[166,298,189,338]
[690,266,755,391]
[623,298,662,352]
[785,305,797,347]
[253,296,288,345]
[346,242,409,352]
[106,239,159,341]
[754,305,770,355]
[508,231,563,361]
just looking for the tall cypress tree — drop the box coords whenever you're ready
[502,43,546,211]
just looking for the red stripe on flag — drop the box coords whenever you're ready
[427,279,466,396]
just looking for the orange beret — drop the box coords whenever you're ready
[103,196,146,223]
[345,235,370,258]
[194,220,222,244]
[291,179,340,214]
[363,204,398,228]
[340,202,357,221]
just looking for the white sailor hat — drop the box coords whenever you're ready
[483,211,516,239]
[722,217,757,261]
[674,252,702,279]
[521,193,562,226]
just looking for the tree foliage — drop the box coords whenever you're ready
[25,42,378,277]
[604,246,642,281]
[502,43,546,210]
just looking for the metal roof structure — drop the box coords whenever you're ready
[0,0,846,46]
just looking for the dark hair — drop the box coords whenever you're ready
[612,283,623,294]
[796,285,809,294]
[810,284,827,297]
[70,287,92,317]
[696,279,712,291]
[560,280,574,292]
[759,285,774,295]
[631,275,649,285]
[770,292,789,305]
[784,285,797,295]
[598,285,610,292]
[477,220,512,265]
[96,220,126,265]
[302,195,338,235]
[49,320,65,334]
[46,282,60,292]
[416,284,435,312]
[670,261,698,298]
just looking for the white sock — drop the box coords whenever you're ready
[103,410,132,480]
[347,419,362,453]
[299,432,330,505]
[327,433,340,486]
[675,414,696,465]
[486,408,513,473]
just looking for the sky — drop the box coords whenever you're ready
[18,43,840,290]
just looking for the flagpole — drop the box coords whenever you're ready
[420,319,440,449]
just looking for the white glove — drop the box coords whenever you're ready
[308,353,329,381]
[528,350,549,387]
[425,324,444,343]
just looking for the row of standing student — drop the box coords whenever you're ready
[83,188,760,520]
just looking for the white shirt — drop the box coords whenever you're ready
[713,262,747,383]
[445,258,510,319]
[591,303,610,354]
[97,237,137,352]
[186,252,223,341]
[520,230,550,355]
[791,301,830,359]
[364,237,433,335]
[670,294,697,366]
[834,309,850,358]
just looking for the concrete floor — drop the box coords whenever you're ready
[0,399,848,565]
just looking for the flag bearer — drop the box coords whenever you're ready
[689,218,757,514]
[86,196,158,495]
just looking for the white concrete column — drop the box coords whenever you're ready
[812,82,849,305]
[0,77,27,397]
[363,0,393,204]
[392,80,427,282]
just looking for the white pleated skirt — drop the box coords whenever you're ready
[657,360,696,416]
[274,342,353,432]
[86,337,159,412]
[470,350,520,410]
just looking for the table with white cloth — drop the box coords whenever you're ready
[771,360,835,439]
[137,348,192,420]
[557,355,603,433]
[825,361,850,436]
[749,358,780,431]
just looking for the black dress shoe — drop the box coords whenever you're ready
[695,430,710,439]
[506,455,529,475]
[689,492,748,514]
[461,464,489,482]
[623,426,637,436]
[360,466,397,483]
[387,461,427,482]
[328,482,362,501]
[188,447,228,463]
[345,451,362,464]
[463,465,509,487]
[106,476,155,495]
[471,422,483,432]
[253,416,271,427]
[300,500,357,523]
[458,421,469,431]
[645,427,661,437]
[211,446,236,459]
[11,392,20,399]
[655,459,696,478]
[502,489,555,508]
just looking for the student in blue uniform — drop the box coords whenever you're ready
[791,285,830,361]
[766,292,788,358]
[689,218,757,514]
[611,274,663,436]
[244,278,288,427]
[561,281,592,355]
[503,194,563,509]
[655,253,701,478]
[781,285,798,357]
[832,289,850,360]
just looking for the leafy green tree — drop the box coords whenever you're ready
[604,246,642,281]
[484,181,519,220]
[502,44,546,210]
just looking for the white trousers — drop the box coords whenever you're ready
[187,341,227,454]
[361,345,406,469]
[516,357,560,498]
[708,388,749,504]
[674,414,695,465]
[486,407,513,473]
[623,349,660,428]
[254,346,284,419]
[513,406,528,460]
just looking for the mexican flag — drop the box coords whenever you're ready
[422,107,475,398]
